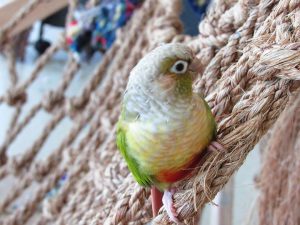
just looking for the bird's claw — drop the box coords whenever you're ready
[162,189,180,224]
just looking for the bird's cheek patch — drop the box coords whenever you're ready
[157,74,177,90]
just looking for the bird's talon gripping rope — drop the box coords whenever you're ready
[162,189,180,223]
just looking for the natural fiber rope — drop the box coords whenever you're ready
[99,0,300,224]
[257,92,300,225]
[0,0,300,224]
[0,0,42,45]
[0,91,105,214]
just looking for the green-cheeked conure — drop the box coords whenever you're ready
[116,43,223,223]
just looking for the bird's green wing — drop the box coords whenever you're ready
[197,92,217,137]
[204,100,217,137]
[116,121,153,187]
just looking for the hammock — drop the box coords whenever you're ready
[0,0,299,224]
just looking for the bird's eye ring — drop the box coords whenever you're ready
[170,60,188,74]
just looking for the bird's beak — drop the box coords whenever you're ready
[189,57,203,73]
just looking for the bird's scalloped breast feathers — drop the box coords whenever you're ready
[116,120,153,187]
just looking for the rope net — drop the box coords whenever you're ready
[0,0,299,224]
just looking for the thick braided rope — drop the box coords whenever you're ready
[90,0,252,223]
[257,92,300,225]
[152,1,300,224]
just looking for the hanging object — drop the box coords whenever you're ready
[66,0,143,60]
[34,22,51,55]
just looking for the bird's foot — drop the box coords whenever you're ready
[162,188,180,224]
[208,141,226,153]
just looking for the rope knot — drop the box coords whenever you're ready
[0,150,7,166]
[43,91,64,112]
[66,97,87,116]
[5,88,27,106]
[0,30,7,46]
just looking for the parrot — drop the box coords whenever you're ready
[116,43,223,223]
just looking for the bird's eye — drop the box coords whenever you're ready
[170,60,188,74]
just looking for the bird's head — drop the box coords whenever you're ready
[127,43,201,98]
